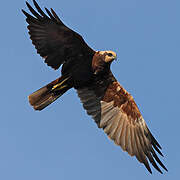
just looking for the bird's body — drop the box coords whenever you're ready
[22,0,167,174]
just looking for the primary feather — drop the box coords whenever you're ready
[23,0,167,174]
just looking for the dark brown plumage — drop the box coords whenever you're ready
[22,0,167,174]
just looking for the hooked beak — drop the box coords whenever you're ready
[114,55,117,61]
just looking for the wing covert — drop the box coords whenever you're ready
[77,80,167,174]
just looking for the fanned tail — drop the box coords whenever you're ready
[28,75,72,110]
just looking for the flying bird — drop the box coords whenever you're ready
[22,0,167,174]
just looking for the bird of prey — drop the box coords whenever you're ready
[22,0,167,174]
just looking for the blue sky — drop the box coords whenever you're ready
[0,0,179,179]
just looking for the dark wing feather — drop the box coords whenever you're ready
[77,79,167,174]
[22,0,95,70]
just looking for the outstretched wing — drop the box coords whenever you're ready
[77,78,167,174]
[22,0,95,70]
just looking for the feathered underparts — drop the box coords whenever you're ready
[22,0,167,174]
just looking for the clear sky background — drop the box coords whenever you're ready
[0,0,179,179]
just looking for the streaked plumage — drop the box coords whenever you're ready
[22,0,167,174]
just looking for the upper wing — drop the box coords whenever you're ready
[77,79,167,174]
[22,0,95,70]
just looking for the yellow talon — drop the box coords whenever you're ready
[52,77,69,90]
[56,85,68,91]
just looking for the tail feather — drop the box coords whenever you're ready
[28,76,72,110]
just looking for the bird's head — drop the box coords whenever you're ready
[98,50,117,63]
[92,50,117,75]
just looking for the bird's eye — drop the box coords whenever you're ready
[107,53,113,57]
